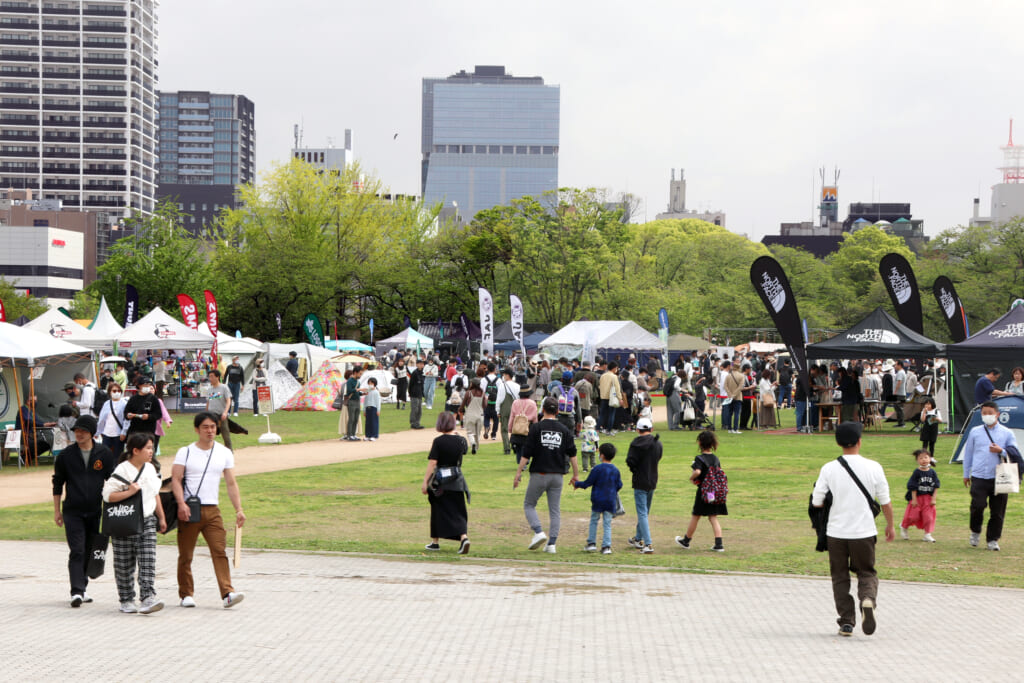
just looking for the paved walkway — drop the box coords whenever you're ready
[2,540,1022,682]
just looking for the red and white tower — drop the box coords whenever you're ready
[1000,119,1024,183]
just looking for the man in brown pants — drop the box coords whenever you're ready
[171,411,246,609]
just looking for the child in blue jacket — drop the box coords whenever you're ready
[573,443,623,554]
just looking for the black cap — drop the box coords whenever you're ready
[835,421,863,448]
[136,376,153,386]
[72,415,98,435]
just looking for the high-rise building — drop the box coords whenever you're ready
[0,0,159,225]
[156,90,254,230]
[421,65,559,221]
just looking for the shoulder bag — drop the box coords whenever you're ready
[837,456,881,518]
[183,446,214,523]
[102,466,145,537]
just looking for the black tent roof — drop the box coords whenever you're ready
[946,304,1024,361]
[806,307,946,359]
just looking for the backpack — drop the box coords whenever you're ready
[556,386,576,414]
[484,377,499,405]
[699,457,728,505]
[91,385,109,415]
[511,413,531,436]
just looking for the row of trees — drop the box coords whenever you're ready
[18,159,1024,345]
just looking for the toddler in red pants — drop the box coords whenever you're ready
[900,448,940,542]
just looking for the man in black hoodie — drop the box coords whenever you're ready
[626,417,663,554]
[52,415,116,607]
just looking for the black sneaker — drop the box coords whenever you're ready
[471,445,477,455]
[627,536,643,549]
[424,543,440,551]
[838,624,854,637]
[860,598,876,635]
[711,545,724,552]
[584,543,598,552]
[458,538,470,555]
[674,536,691,549]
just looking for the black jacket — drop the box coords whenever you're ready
[408,368,425,399]
[124,393,159,434]
[52,440,116,515]
[626,433,663,490]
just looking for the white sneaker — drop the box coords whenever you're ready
[923,533,935,543]
[528,531,548,550]
[233,412,239,417]
[223,591,245,608]
[900,526,909,540]
[543,545,557,554]
[969,532,980,547]
[180,596,197,608]
[139,596,164,614]
[82,592,93,603]
[584,543,598,552]
[987,540,1000,551]
[119,601,138,613]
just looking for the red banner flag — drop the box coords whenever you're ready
[0,297,5,322]
[204,289,219,365]
[177,294,199,330]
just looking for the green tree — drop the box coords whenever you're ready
[828,226,914,299]
[0,277,47,321]
[66,289,99,321]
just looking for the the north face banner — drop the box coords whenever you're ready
[932,275,968,343]
[879,253,923,334]
[749,255,808,394]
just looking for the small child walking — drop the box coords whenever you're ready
[675,430,728,552]
[573,443,623,554]
[918,397,942,458]
[580,416,600,472]
[900,448,940,542]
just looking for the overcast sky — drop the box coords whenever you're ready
[159,0,1024,240]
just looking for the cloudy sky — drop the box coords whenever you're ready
[160,0,1024,239]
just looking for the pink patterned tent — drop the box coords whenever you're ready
[282,360,344,411]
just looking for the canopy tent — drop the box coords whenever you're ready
[282,359,343,411]
[666,332,712,366]
[261,342,337,384]
[806,307,946,360]
[24,308,114,351]
[494,331,550,352]
[88,296,124,337]
[0,321,95,367]
[325,339,374,352]
[950,395,1024,463]
[539,320,666,361]
[117,307,215,351]
[376,328,434,356]
[742,341,787,354]
[946,304,1024,431]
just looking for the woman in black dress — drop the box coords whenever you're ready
[421,411,470,554]
[393,359,409,409]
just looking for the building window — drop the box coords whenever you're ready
[515,146,527,155]
[488,145,499,154]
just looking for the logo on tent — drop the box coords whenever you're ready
[758,272,786,313]
[154,323,176,339]
[938,287,956,318]
[49,323,72,338]
[846,329,900,344]
[887,267,912,305]
[1000,411,1011,424]
[989,323,1024,339]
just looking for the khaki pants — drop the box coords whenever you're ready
[177,505,233,600]
[827,535,877,627]
[219,417,233,450]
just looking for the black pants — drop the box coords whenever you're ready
[970,477,1008,542]
[483,405,499,437]
[63,510,100,596]
[826,535,878,627]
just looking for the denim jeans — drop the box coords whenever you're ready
[423,377,437,408]
[795,400,808,431]
[588,510,613,548]
[721,401,740,431]
[777,384,791,407]
[634,489,654,545]
[228,382,241,413]
[600,399,616,432]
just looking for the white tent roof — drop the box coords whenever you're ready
[23,308,114,351]
[0,321,94,366]
[376,328,434,353]
[117,307,215,350]
[88,296,124,337]
[539,320,665,358]
[261,342,337,372]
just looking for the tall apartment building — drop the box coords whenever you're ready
[0,0,159,225]
[421,65,559,221]
[156,90,254,230]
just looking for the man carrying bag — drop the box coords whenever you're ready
[961,401,1021,551]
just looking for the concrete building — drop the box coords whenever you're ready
[763,201,927,257]
[970,122,1024,228]
[292,128,353,174]
[0,0,159,223]
[156,90,255,231]
[421,65,559,222]
[654,168,726,226]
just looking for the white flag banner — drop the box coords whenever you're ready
[582,332,597,366]
[510,294,525,360]
[478,288,494,356]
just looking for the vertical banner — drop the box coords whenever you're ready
[932,276,969,343]
[879,253,924,334]
[749,256,809,394]
[459,313,470,338]
[510,295,525,358]
[657,307,670,370]
[203,289,219,364]
[403,314,411,329]
[123,284,139,326]
[275,313,282,335]
[478,288,493,356]
[0,297,5,322]
[369,318,374,344]
[581,332,597,366]
[302,313,325,347]
[176,294,199,330]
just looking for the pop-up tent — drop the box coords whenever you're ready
[261,342,337,384]
[806,307,946,360]
[951,395,1024,463]
[24,308,113,351]
[88,296,125,338]
[326,339,374,352]
[117,308,215,351]
[376,328,434,356]
[539,320,665,361]
[282,359,343,411]
[494,331,550,352]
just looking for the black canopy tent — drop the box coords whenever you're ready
[946,304,1024,431]
[806,307,946,360]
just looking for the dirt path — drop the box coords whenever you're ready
[0,405,668,509]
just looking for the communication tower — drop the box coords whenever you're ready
[1000,119,1024,183]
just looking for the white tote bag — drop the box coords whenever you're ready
[995,456,1020,495]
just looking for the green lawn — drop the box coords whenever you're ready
[4,406,1023,588]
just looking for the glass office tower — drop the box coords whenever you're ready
[421,65,559,220]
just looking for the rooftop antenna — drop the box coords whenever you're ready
[293,121,304,149]
[1000,117,1023,183]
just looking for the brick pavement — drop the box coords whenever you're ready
[1,540,1022,681]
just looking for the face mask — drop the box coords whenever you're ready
[139,387,152,396]
[982,414,998,427]
[110,392,122,400]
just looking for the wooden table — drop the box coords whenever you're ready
[817,402,840,431]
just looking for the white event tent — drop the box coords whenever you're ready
[88,296,125,338]
[24,308,114,351]
[538,320,666,360]
[117,307,215,351]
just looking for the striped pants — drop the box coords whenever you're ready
[112,515,158,603]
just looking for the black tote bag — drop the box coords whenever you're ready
[102,469,145,537]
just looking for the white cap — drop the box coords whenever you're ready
[636,417,653,431]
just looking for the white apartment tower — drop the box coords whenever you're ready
[0,0,158,222]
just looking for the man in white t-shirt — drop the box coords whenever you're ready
[171,411,246,609]
[812,421,895,637]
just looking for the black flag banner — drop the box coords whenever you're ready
[932,276,968,343]
[123,284,139,326]
[749,256,809,394]
[879,253,923,334]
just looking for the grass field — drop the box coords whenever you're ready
[3,406,1022,588]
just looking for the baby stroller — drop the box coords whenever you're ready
[681,393,715,431]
